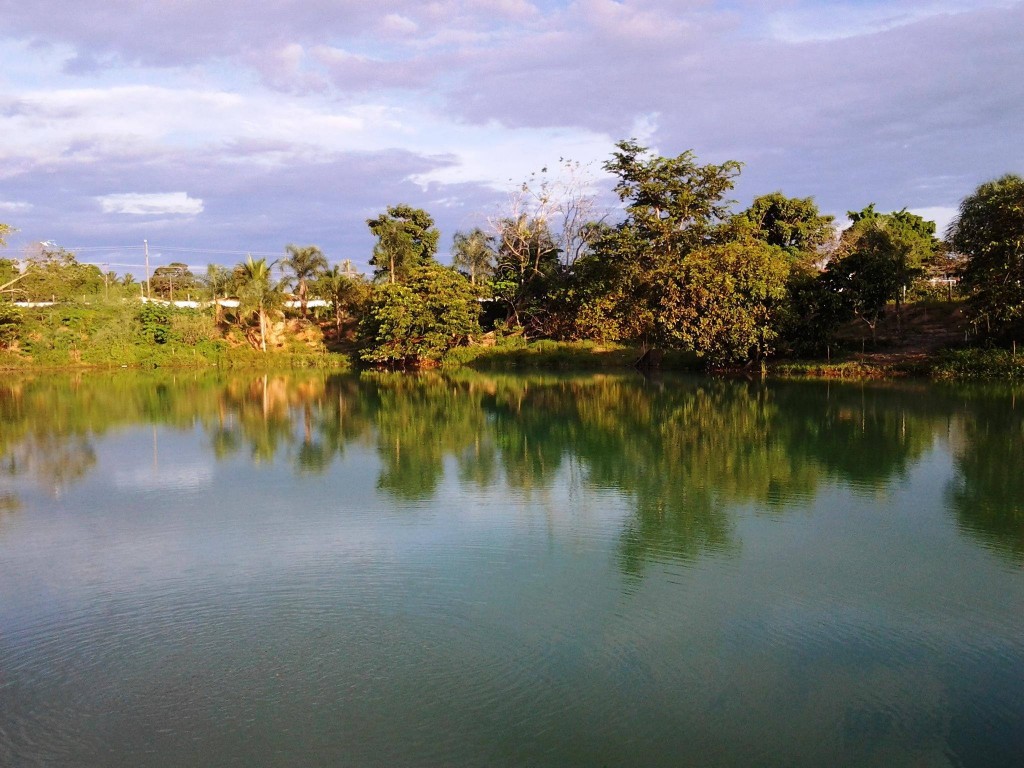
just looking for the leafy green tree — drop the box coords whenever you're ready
[360,264,480,368]
[578,140,741,350]
[825,206,938,339]
[661,239,791,365]
[283,244,328,316]
[367,204,440,284]
[0,222,12,247]
[18,246,103,302]
[138,302,172,344]
[739,192,835,261]
[451,228,496,286]
[948,174,1024,336]
[150,262,196,300]
[235,255,285,352]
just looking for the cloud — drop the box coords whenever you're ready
[0,0,1020,265]
[0,200,33,212]
[97,192,204,216]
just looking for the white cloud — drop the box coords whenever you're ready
[0,201,33,212]
[98,192,204,216]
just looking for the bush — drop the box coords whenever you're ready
[0,303,22,349]
[171,312,218,345]
[138,303,172,344]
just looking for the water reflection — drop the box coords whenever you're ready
[1,371,1022,564]
[946,391,1024,559]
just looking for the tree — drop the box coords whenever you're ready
[202,264,232,324]
[491,214,561,332]
[0,223,12,248]
[451,228,496,286]
[825,205,939,339]
[578,140,742,350]
[150,262,196,300]
[367,204,440,284]
[662,239,791,365]
[283,244,328,316]
[315,265,371,337]
[235,255,285,352]
[360,264,480,368]
[18,245,103,302]
[739,192,835,261]
[948,174,1024,336]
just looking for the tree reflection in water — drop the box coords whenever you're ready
[1,371,1021,567]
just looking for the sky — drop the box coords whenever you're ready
[0,0,1021,276]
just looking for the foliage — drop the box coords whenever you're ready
[18,246,104,302]
[367,204,440,284]
[139,302,172,344]
[0,302,22,349]
[824,206,939,340]
[930,348,1024,380]
[451,228,496,286]
[283,244,328,316]
[150,262,196,300]
[739,192,835,261]
[171,311,219,345]
[578,140,742,350]
[360,264,480,368]
[235,255,286,352]
[661,239,792,365]
[948,174,1024,337]
[490,215,561,333]
[314,265,371,337]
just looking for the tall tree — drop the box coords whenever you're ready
[283,244,328,317]
[202,264,232,324]
[661,238,791,365]
[491,215,561,331]
[367,204,439,284]
[451,228,496,286]
[948,174,1024,336]
[235,255,284,352]
[579,140,742,350]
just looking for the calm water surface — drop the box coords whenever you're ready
[1,371,1022,767]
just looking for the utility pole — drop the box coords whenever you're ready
[144,239,151,298]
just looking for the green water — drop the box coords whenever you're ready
[1,370,1022,767]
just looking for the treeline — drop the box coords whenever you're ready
[2,142,1022,369]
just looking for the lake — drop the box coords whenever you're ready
[1,370,1022,767]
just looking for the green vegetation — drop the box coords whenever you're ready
[2,143,1021,378]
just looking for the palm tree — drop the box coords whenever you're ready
[316,264,368,336]
[203,264,232,325]
[283,245,328,317]
[452,228,496,286]
[236,255,284,352]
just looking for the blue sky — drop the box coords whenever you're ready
[1,0,1021,276]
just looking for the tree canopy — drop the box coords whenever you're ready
[367,204,440,284]
[949,174,1024,335]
